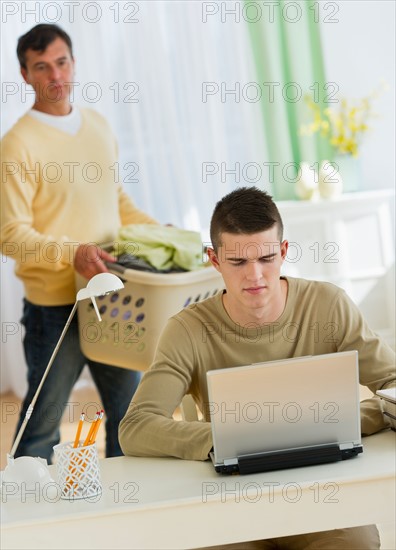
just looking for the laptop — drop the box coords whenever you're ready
[207,351,363,474]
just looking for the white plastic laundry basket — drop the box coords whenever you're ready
[76,264,223,371]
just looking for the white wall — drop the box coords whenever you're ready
[320,0,395,191]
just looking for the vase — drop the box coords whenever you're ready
[333,154,362,193]
[318,160,343,199]
[295,162,319,200]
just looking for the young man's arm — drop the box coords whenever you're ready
[332,289,395,435]
[119,318,213,460]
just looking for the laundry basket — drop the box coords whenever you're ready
[76,264,223,372]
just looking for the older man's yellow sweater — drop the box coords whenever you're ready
[1,109,155,305]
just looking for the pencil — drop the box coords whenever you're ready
[83,411,99,447]
[73,412,85,448]
[89,410,104,445]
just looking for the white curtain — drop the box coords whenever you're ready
[1,1,268,396]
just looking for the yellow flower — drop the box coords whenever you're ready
[300,83,386,157]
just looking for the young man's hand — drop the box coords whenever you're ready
[74,243,116,279]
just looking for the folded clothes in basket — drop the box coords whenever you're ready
[114,253,187,273]
[114,224,205,271]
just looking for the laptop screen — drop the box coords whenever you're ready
[207,351,361,465]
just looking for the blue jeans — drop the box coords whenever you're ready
[14,299,140,462]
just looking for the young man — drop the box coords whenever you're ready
[119,187,395,549]
[1,24,157,461]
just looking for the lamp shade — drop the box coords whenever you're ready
[76,273,124,301]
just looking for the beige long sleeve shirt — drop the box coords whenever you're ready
[119,276,395,460]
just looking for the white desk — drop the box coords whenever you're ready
[1,431,395,550]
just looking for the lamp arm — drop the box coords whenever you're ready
[9,301,79,458]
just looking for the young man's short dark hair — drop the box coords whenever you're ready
[17,24,73,69]
[210,186,284,251]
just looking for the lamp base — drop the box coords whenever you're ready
[1,454,57,501]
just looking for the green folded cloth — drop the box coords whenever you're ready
[114,224,204,271]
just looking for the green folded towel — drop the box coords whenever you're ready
[114,225,204,271]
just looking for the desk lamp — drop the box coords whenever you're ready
[1,273,124,495]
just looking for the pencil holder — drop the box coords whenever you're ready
[53,441,102,500]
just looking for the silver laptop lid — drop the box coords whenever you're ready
[207,351,361,466]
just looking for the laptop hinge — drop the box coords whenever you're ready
[223,458,238,466]
[238,444,359,475]
[339,442,354,450]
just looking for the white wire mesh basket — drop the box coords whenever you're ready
[53,441,102,500]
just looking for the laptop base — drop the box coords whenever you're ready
[214,444,363,475]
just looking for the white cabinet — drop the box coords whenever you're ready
[278,190,395,347]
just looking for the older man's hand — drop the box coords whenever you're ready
[74,243,116,279]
